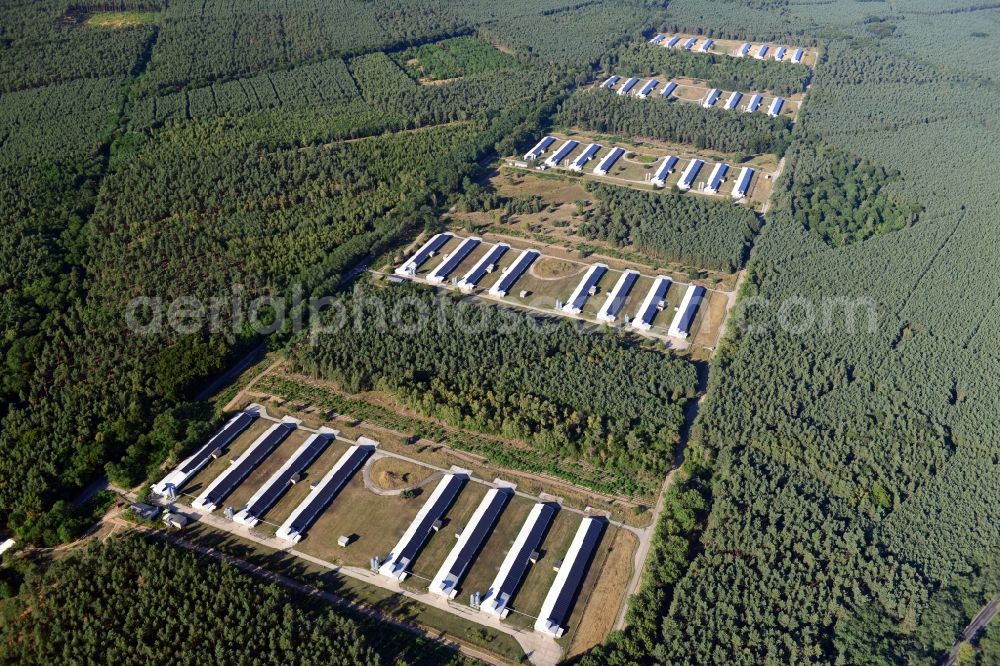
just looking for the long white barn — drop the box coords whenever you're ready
[429,487,512,599]
[379,474,465,580]
[481,502,557,618]
[650,155,679,187]
[562,264,607,315]
[596,270,640,322]
[600,74,620,89]
[524,135,556,161]
[593,147,624,176]
[668,284,707,338]
[152,407,260,497]
[636,79,659,98]
[732,167,754,199]
[678,159,704,191]
[631,276,671,331]
[569,143,601,172]
[724,91,743,110]
[395,233,453,276]
[534,517,606,637]
[706,163,729,194]
[488,248,539,297]
[617,77,640,95]
[275,442,373,543]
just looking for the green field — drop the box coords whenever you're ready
[84,11,159,28]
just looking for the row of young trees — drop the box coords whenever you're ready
[556,89,792,155]
[580,183,757,272]
[0,77,125,166]
[375,68,556,127]
[349,51,419,101]
[130,57,360,128]
[288,284,698,495]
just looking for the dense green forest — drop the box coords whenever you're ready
[612,42,811,96]
[0,2,155,92]
[1,0,645,541]
[397,36,517,80]
[652,0,821,44]
[774,137,922,246]
[556,88,792,154]
[580,1,1000,665]
[581,458,712,664]
[0,103,502,534]
[480,2,661,65]
[129,58,363,127]
[2,0,998,663]
[580,183,758,271]
[0,536,463,665]
[288,283,698,496]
